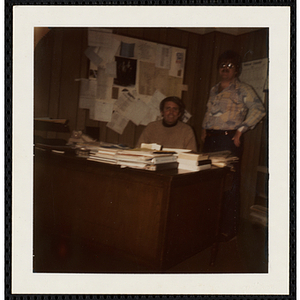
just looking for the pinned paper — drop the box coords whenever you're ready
[84,47,103,67]
[156,44,171,69]
[83,29,187,127]
[181,84,188,91]
[169,48,185,78]
[140,105,161,126]
[105,61,117,77]
[79,79,97,109]
[136,41,156,63]
[120,42,135,58]
[181,110,192,123]
[239,58,268,102]
[92,100,114,122]
[149,90,166,109]
[106,111,129,135]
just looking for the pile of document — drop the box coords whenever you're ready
[88,147,120,164]
[87,147,178,171]
[116,149,178,170]
[207,151,239,168]
[177,152,211,172]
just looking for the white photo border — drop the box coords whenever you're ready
[11,5,291,295]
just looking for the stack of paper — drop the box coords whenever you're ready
[141,143,162,151]
[87,146,178,171]
[115,149,178,169]
[177,152,211,171]
[207,151,239,168]
[88,147,120,164]
[75,141,130,160]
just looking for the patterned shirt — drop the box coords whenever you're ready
[202,78,266,133]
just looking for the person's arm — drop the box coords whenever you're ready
[202,100,213,130]
[239,85,266,133]
[233,85,266,147]
[201,87,215,135]
[232,129,242,147]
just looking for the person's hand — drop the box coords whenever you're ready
[232,130,242,147]
[201,129,207,143]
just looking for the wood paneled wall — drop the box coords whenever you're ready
[34,27,268,219]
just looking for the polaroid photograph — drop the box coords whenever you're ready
[11,5,291,296]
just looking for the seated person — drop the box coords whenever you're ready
[136,96,197,152]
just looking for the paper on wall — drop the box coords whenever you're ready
[138,61,155,96]
[91,100,114,122]
[79,79,97,109]
[88,29,114,47]
[136,40,156,63]
[126,100,149,126]
[166,76,183,98]
[149,90,166,110]
[105,61,117,77]
[85,29,187,127]
[153,68,170,96]
[106,111,129,135]
[113,90,152,126]
[140,105,161,126]
[129,88,138,98]
[84,47,103,67]
[138,94,153,105]
[139,61,183,99]
[181,110,192,123]
[95,38,120,64]
[97,68,111,100]
[114,91,135,115]
[239,58,268,102]
[120,42,135,58]
[169,47,185,78]
[88,61,98,79]
[155,44,172,69]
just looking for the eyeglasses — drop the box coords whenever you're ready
[220,62,235,69]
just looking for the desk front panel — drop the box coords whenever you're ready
[34,150,226,272]
[162,170,225,269]
[34,151,173,269]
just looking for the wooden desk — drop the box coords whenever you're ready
[33,148,227,273]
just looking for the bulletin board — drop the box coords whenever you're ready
[78,28,188,135]
[239,58,269,103]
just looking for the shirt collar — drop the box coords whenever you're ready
[215,77,240,93]
[162,119,179,127]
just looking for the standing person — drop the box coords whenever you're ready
[137,96,197,152]
[201,50,266,241]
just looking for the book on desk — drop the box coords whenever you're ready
[70,142,245,173]
[85,146,178,171]
[177,152,212,171]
